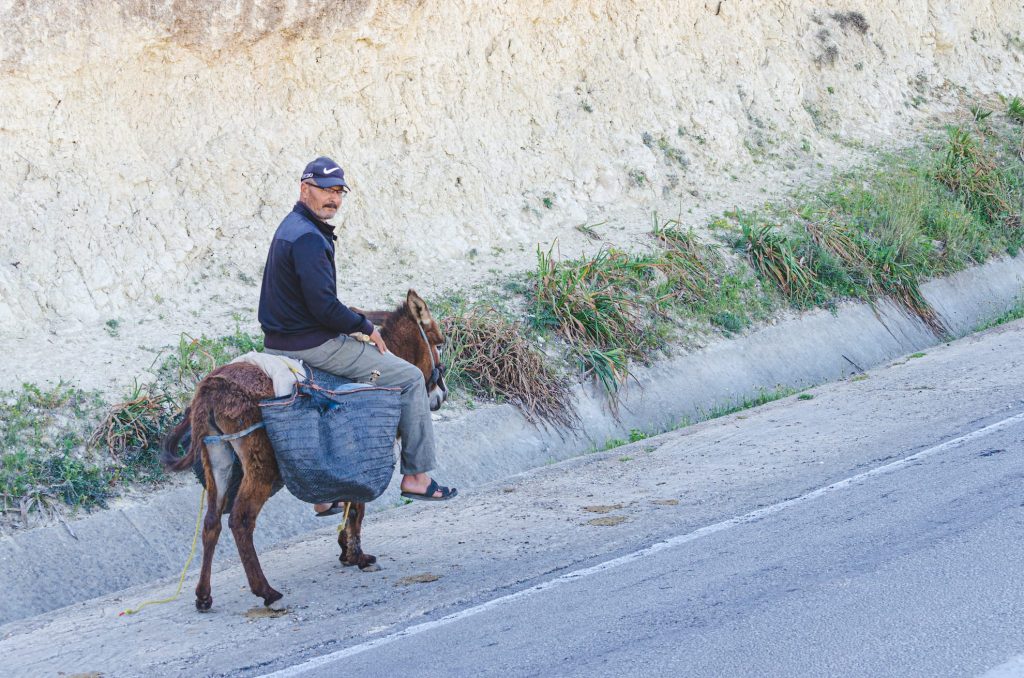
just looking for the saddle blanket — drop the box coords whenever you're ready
[230,352,306,397]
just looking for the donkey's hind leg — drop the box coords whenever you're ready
[228,435,282,607]
[195,438,236,612]
[338,502,380,571]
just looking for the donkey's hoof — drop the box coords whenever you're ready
[262,588,284,607]
[358,555,380,572]
[196,596,213,612]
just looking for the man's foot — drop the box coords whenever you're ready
[314,500,347,517]
[400,473,458,501]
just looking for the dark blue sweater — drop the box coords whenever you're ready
[258,202,373,351]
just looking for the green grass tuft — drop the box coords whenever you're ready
[740,221,820,306]
[935,125,1019,234]
[1008,96,1024,124]
[705,387,798,419]
[530,245,660,395]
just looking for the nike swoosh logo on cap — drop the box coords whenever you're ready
[323,167,340,174]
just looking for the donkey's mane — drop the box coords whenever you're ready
[363,304,411,330]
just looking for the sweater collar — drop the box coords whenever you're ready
[293,201,337,241]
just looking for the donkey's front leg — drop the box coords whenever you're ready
[338,502,380,571]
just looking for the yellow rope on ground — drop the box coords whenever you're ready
[120,487,206,616]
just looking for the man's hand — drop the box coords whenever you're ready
[369,327,389,354]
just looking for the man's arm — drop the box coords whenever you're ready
[291,233,374,336]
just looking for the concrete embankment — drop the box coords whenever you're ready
[1,254,1021,625]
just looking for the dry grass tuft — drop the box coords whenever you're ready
[441,308,578,429]
[89,384,173,459]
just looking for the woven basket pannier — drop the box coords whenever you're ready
[258,380,401,504]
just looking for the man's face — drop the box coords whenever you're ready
[299,182,347,221]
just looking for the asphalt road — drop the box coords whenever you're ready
[280,412,1024,678]
[5,319,1024,677]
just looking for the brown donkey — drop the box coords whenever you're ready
[160,289,447,611]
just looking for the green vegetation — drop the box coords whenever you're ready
[575,222,602,240]
[705,387,798,419]
[654,221,771,332]
[527,222,771,398]
[1007,96,1024,125]
[1,383,111,520]
[2,329,264,524]
[531,245,655,392]
[973,296,1024,332]
[592,387,796,454]
[935,126,1020,234]
[155,330,263,408]
[971,105,992,123]
[643,132,689,169]
[722,116,1023,338]
[628,169,649,187]
[522,110,1019,402]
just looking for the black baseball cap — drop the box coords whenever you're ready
[300,156,349,189]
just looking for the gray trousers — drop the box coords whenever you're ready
[266,336,436,475]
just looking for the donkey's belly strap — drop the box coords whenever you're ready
[203,421,266,445]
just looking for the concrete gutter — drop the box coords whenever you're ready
[2,255,1022,625]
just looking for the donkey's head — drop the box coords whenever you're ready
[381,289,448,411]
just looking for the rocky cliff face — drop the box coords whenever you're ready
[0,1,1021,332]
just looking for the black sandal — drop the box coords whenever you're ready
[315,500,347,517]
[401,479,458,502]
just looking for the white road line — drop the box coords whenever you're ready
[259,410,1024,678]
[979,654,1024,678]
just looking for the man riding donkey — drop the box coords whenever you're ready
[259,156,458,514]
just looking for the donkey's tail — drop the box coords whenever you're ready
[160,407,197,472]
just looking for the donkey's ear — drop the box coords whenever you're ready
[406,289,433,326]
